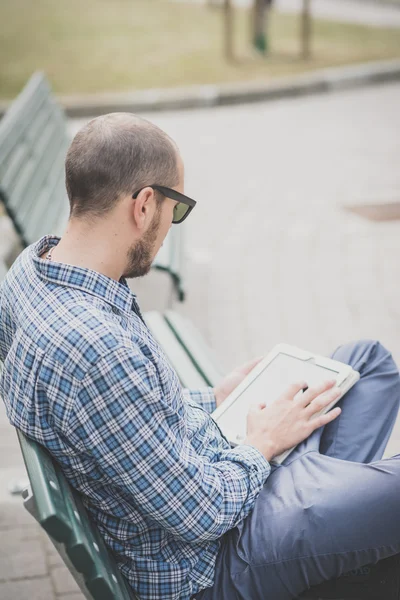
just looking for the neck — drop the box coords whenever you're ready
[50,217,129,281]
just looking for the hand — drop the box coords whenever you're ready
[214,356,263,408]
[245,380,342,462]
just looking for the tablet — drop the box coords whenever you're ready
[212,343,360,464]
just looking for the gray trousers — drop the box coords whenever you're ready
[196,340,400,600]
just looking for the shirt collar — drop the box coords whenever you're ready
[32,236,137,316]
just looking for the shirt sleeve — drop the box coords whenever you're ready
[68,347,271,544]
[182,387,217,414]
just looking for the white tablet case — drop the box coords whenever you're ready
[212,344,360,465]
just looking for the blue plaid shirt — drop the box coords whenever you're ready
[0,237,270,600]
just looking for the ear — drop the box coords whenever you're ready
[131,187,156,231]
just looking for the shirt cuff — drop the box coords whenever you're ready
[224,444,271,485]
[215,444,271,522]
[183,387,217,414]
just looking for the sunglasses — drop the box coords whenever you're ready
[132,185,196,224]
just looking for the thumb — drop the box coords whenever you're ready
[239,356,264,375]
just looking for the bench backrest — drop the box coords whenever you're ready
[0,72,70,247]
[144,310,224,388]
[17,430,136,600]
[164,310,223,386]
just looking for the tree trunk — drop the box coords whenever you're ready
[252,0,272,55]
[301,0,312,59]
[224,0,234,62]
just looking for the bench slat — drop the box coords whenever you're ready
[144,311,207,388]
[17,429,72,542]
[152,226,185,301]
[23,143,69,243]
[1,142,31,192]
[17,430,135,599]
[165,310,224,387]
[8,118,59,214]
[0,73,69,247]
[58,475,134,599]
[0,74,50,166]
[17,120,67,221]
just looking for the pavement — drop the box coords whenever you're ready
[174,0,400,28]
[1,81,400,598]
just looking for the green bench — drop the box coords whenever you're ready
[0,71,186,301]
[17,429,136,600]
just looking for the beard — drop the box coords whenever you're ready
[124,207,162,279]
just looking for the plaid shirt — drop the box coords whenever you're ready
[0,236,270,600]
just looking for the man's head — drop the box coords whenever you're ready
[65,113,184,278]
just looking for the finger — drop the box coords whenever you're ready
[299,379,337,407]
[304,386,342,416]
[283,380,310,401]
[258,402,266,410]
[310,406,342,431]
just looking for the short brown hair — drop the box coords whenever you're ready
[65,113,179,218]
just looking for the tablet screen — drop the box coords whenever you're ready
[216,352,340,443]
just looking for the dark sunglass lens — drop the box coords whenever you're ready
[173,203,190,223]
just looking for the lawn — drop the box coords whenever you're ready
[0,0,399,99]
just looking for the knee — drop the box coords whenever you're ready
[331,339,397,375]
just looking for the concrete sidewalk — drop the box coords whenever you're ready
[1,82,400,599]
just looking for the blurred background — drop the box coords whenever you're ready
[1,0,400,96]
[0,2,400,596]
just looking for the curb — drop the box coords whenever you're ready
[1,58,400,118]
[60,58,400,117]
[334,0,400,8]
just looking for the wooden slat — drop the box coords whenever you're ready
[6,117,58,213]
[0,73,50,166]
[1,142,30,192]
[0,102,53,200]
[57,475,134,599]
[165,311,223,387]
[17,430,72,543]
[25,155,69,243]
[10,135,67,244]
[18,120,66,218]
[24,95,55,146]
[17,430,135,599]
[144,311,207,388]
[0,72,68,248]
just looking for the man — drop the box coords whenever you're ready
[1,113,400,600]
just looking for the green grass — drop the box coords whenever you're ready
[0,0,399,99]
